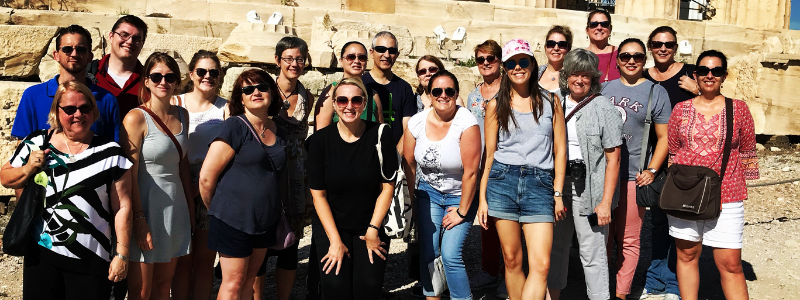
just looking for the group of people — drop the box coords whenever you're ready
[0,9,759,300]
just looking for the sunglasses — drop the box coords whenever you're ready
[475,55,497,64]
[373,46,399,55]
[416,66,439,76]
[344,53,368,62]
[59,104,93,115]
[148,73,178,84]
[695,66,726,77]
[618,52,646,63]
[504,58,531,70]
[649,41,677,49]
[588,21,611,28]
[241,83,271,95]
[335,96,365,108]
[431,87,457,98]
[59,46,89,55]
[545,40,569,49]
[195,68,220,78]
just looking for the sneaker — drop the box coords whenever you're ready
[664,293,681,300]
[495,280,508,299]
[469,270,499,290]
[639,289,654,299]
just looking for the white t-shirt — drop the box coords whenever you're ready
[409,107,478,195]
[175,94,228,170]
[564,95,583,161]
[107,69,131,88]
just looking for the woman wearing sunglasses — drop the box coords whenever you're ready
[122,52,194,300]
[314,41,384,130]
[200,68,285,300]
[600,38,672,300]
[478,39,567,300]
[667,50,758,300]
[404,70,481,300]
[538,25,572,96]
[305,77,397,300]
[585,9,620,83]
[415,55,464,112]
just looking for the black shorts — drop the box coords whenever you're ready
[207,216,275,258]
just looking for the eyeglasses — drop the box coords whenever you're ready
[112,31,144,45]
[475,55,496,64]
[416,66,439,76]
[280,56,305,65]
[373,46,399,55]
[195,68,220,78]
[241,83,271,95]
[431,87,457,98]
[695,66,726,77]
[59,104,93,115]
[148,73,178,84]
[545,40,569,49]
[59,46,89,55]
[335,96,365,108]
[504,58,531,70]
[344,53,368,62]
[588,21,611,28]
[618,52,646,63]
[649,41,677,49]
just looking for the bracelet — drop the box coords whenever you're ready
[368,224,380,231]
[455,208,466,219]
[134,216,146,222]
[116,241,128,248]
[115,253,129,261]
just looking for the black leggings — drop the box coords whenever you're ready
[314,229,390,300]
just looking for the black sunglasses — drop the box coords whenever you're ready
[649,41,677,49]
[344,53,368,62]
[416,66,439,76]
[618,52,646,63]
[475,55,497,64]
[695,66,726,77]
[504,58,531,70]
[588,21,611,28]
[545,40,569,49]
[195,68,220,78]
[431,87,457,98]
[59,104,93,115]
[241,83,271,95]
[59,46,89,55]
[148,73,178,84]
[373,46,399,55]
[334,96,365,108]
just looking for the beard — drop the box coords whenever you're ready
[60,61,86,74]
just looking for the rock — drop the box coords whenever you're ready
[0,81,39,196]
[782,167,792,172]
[132,33,223,68]
[218,23,296,65]
[756,143,766,151]
[38,27,105,82]
[785,239,800,248]
[0,25,60,78]
[771,147,782,152]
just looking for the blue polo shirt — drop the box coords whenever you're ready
[11,76,121,142]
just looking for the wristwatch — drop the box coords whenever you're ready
[115,253,129,261]
[647,168,658,175]
[554,191,563,197]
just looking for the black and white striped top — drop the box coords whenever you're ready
[10,129,131,273]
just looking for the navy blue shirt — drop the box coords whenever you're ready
[11,76,121,142]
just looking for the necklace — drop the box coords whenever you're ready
[276,80,297,110]
[62,132,86,163]
[259,125,268,138]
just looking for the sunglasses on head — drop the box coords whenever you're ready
[588,21,611,28]
[241,83,271,95]
[59,104,93,115]
[504,58,531,70]
[195,68,220,78]
[649,41,677,49]
[335,96,365,108]
[695,66,726,77]
[344,53,368,62]
[417,66,439,76]
[373,46,399,55]
[59,46,89,55]
[545,40,569,49]
[431,87,457,98]
[618,52,646,63]
[148,73,178,84]
[475,55,497,64]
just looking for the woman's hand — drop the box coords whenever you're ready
[593,201,613,226]
[321,240,350,275]
[359,228,387,264]
[477,200,489,230]
[25,149,50,173]
[108,256,128,282]
[635,170,655,186]
[442,207,465,230]
[133,219,154,251]
[678,75,700,95]
[554,197,566,222]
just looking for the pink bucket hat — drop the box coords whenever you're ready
[502,39,534,62]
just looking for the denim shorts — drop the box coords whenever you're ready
[486,160,555,223]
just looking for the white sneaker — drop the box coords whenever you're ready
[664,293,681,300]
[468,270,498,290]
[639,289,655,299]
[495,280,508,299]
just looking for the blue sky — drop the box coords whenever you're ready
[793,0,800,29]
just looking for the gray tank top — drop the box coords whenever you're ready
[494,96,554,169]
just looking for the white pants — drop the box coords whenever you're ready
[667,202,745,249]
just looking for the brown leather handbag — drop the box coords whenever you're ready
[659,98,733,221]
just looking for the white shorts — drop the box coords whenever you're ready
[667,202,744,249]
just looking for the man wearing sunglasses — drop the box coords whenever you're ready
[91,15,148,116]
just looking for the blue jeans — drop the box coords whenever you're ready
[416,180,476,300]
[644,206,680,295]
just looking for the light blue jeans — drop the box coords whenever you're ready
[416,180,476,300]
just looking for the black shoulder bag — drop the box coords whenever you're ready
[635,85,666,207]
[659,98,733,220]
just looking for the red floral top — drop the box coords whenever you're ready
[667,99,759,203]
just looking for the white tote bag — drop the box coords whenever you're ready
[376,124,413,239]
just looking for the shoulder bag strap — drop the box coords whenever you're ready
[564,94,598,122]
[235,115,277,171]
[638,84,656,173]
[719,98,734,179]
[376,123,398,181]
[138,106,183,163]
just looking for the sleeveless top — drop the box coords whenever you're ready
[175,94,227,178]
[129,107,191,263]
[274,82,311,217]
[494,95,554,169]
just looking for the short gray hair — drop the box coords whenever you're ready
[371,31,398,48]
[559,48,603,96]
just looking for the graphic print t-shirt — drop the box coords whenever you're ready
[362,72,417,144]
